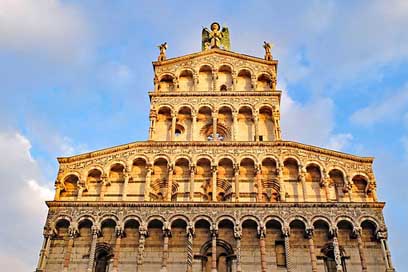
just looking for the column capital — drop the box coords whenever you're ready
[139,223,148,237]
[115,225,124,238]
[211,165,218,173]
[352,227,362,238]
[210,224,218,237]
[257,224,266,239]
[68,225,79,239]
[376,230,388,240]
[282,225,290,237]
[234,223,242,239]
[190,164,196,174]
[305,228,314,239]
[186,222,195,237]
[91,225,101,236]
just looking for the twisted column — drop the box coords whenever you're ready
[234,223,242,272]
[305,228,317,272]
[137,223,148,271]
[332,230,343,272]
[87,226,100,272]
[283,226,292,272]
[258,224,267,272]
[186,223,194,272]
[210,225,218,272]
[112,226,123,272]
[161,224,171,272]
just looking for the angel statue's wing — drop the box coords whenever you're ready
[201,28,210,51]
[221,26,230,51]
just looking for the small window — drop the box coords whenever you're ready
[220,84,227,92]
[175,129,182,136]
[259,135,263,141]
[275,241,286,267]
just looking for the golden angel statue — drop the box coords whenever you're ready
[202,22,230,51]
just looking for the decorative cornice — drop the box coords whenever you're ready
[57,140,374,164]
[46,200,385,209]
[152,48,278,67]
[148,90,282,98]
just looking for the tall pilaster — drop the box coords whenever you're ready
[166,164,174,201]
[234,164,240,202]
[189,164,196,201]
[63,225,78,272]
[211,165,217,201]
[255,165,263,202]
[144,164,153,201]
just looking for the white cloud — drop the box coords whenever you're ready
[0,131,53,271]
[0,0,89,60]
[280,90,352,151]
[351,85,408,126]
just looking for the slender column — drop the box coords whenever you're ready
[347,176,354,202]
[210,225,218,272]
[191,114,197,141]
[212,70,218,92]
[186,223,194,272]
[87,226,100,272]
[277,166,286,201]
[352,227,367,272]
[54,182,62,200]
[232,111,238,141]
[258,225,267,272]
[77,182,85,200]
[212,114,218,140]
[299,166,307,201]
[254,114,259,141]
[63,225,78,271]
[211,165,217,201]
[377,230,395,271]
[167,164,174,201]
[332,231,343,272]
[256,165,263,202]
[321,174,330,202]
[272,110,282,140]
[193,75,199,92]
[234,164,240,202]
[170,113,177,141]
[36,230,52,271]
[283,226,292,272]
[99,174,109,200]
[161,225,171,272]
[112,226,123,272]
[137,224,148,270]
[234,224,242,272]
[189,165,196,201]
[305,228,317,272]
[122,170,130,200]
[149,109,157,140]
[144,165,153,201]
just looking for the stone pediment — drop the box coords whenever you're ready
[153,48,277,78]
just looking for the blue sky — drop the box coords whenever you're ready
[0,0,407,270]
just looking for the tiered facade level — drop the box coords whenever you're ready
[36,23,395,272]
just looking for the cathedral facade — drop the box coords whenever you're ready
[36,23,395,272]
